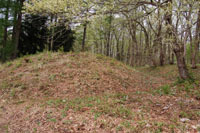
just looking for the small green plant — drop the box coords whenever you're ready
[0,81,10,90]
[179,111,193,119]
[37,55,42,61]
[46,99,64,107]
[116,125,123,131]
[121,121,131,129]
[169,124,175,133]
[161,85,171,95]
[10,88,16,97]
[154,85,173,95]
[58,46,64,53]
[94,112,101,120]
[49,74,56,81]
[15,60,22,68]
[6,62,12,67]
[117,105,133,118]
[47,51,53,58]
[33,128,37,133]
[49,118,57,122]
[175,76,195,85]
[110,59,116,66]
[3,125,8,133]
[96,54,105,60]
[154,122,165,133]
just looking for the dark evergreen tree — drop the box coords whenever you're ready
[18,15,75,56]
[18,15,48,56]
[52,24,75,52]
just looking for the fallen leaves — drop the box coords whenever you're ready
[0,52,199,132]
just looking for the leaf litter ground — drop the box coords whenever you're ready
[0,52,199,132]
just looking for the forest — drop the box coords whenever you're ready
[0,0,200,132]
[1,0,200,79]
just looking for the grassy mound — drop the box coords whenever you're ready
[0,52,199,132]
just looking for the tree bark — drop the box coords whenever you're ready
[166,0,190,79]
[157,0,164,66]
[106,14,112,56]
[191,9,200,69]
[13,0,24,58]
[174,47,190,80]
[82,23,87,52]
[1,0,10,61]
[121,33,125,62]
[12,0,18,43]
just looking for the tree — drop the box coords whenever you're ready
[192,9,200,69]
[18,15,48,55]
[19,14,75,56]
[13,0,25,58]
[23,0,200,80]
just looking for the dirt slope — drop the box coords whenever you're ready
[0,52,199,133]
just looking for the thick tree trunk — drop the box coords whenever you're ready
[165,0,190,79]
[151,39,158,67]
[174,48,190,80]
[130,23,137,66]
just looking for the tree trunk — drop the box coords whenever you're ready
[189,30,193,65]
[157,1,164,66]
[1,0,10,61]
[192,10,200,69]
[82,23,87,52]
[13,0,24,58]
[127,39,131,65]
[166,0,190,79]
[12,0,18,43]
[3,0,9,48]
[106,14,112,56]
[174,47,190,80]
[116,40,120,60]
[121,32,125,62]
[160,44,164,66]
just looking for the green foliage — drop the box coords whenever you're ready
[6,61,13,67]
[154,85,174,96]
[0,41,15,61]
[15,60,22,68]
[10,88,16,97]
[175,75,195,85]
[0,0,21,62]
[19,15,75,56]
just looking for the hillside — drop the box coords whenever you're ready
[0,52,199,132]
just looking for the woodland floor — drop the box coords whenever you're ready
[0,52,199,133]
